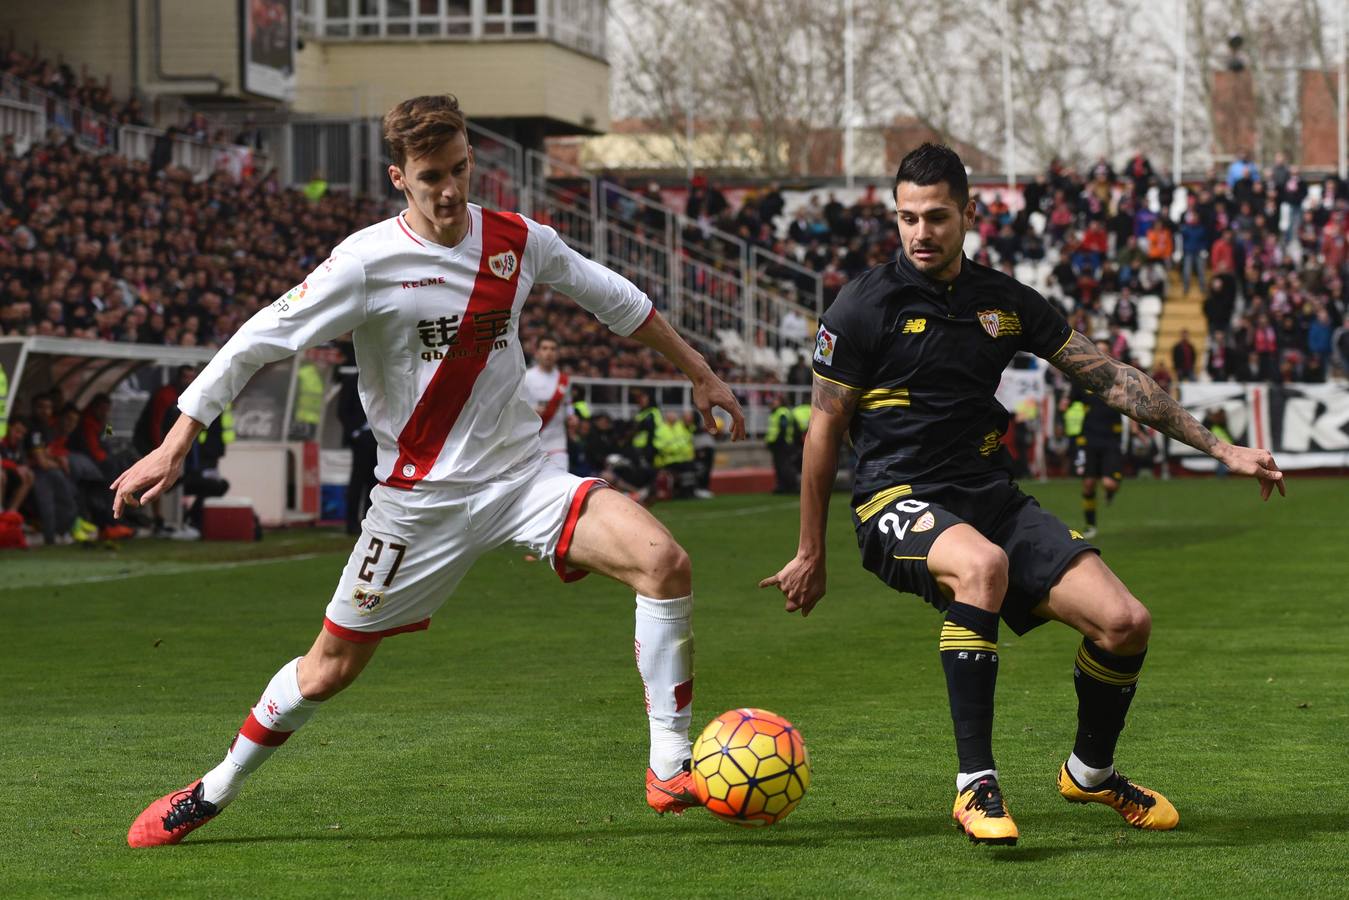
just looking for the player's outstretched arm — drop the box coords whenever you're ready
[760,374,861,616]
[628,311,747,440]
[1052,330,1285,500]
[110,413,204,518]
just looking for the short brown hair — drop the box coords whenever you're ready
[383,95,468,167]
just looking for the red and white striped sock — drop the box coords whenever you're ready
[199,657,321,807]
[634,594,694,780]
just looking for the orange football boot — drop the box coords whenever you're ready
[952,776,1019,845]
[646,760,700,815]
[1057,764,1179,830]
[127,781,220,848]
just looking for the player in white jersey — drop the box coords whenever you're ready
[115,95,745,847]
[523,335,570,469]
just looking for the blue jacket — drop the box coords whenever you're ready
[1180,222,1207,255]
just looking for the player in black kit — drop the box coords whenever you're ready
[1065,344,1125,539]
[761,144,1285,846]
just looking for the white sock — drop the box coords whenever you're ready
[199,658,322,807]
[956,768,998,792]
[1067,752,1114,788]
[634,593,694,780]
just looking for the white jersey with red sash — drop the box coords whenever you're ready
[178,205,653,488]
[524,366,569,459]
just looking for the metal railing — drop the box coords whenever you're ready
[0,71,265,183]
[570,376,812,438]
[521,150,824,375]
[0,98,45,155]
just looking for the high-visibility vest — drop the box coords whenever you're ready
[294,363,324,426]
[200,404,235,445]
[573,400,591,419]
[654,419,695,468]
[766,406,795,445]
[1064,401,1086,437]
[791,403,811,437]
[632,406,660,449]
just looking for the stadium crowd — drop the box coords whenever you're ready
[670,153,1349,384]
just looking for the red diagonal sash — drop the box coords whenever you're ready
[385,211,528,489]
[539,372,570,429]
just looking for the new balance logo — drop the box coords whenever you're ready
[402,276,446,289]
[901,318,927,334]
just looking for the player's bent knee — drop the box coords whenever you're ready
[639,540,691,598]
[1098,599,1151,654]
[964,543,1009,591]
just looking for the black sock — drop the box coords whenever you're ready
[1105,487,1117,505]
[1073,639,1147,768]
[1082,494,1097,527]
[940,601,1000,775]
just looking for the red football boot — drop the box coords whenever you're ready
[126,781,220,847]
[646,760,700,815]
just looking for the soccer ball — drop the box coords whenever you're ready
[691,708,810,826]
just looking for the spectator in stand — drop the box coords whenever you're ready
[1179,210,1207,295]
[1330,314,1349,378]
[1251,313,1279,380]
[1171,329,1198,382]
[1106,322,1131,364]
[1112,288,1138,330]
[1124,150,1153,198]
[0,417,35,516]
[1226,152,1257,190]
[1209,228,1236,277]
[1145,216,1174,275]
[24,397,80,545]
[1207,329,1231,381]
[1203,275,1237,337]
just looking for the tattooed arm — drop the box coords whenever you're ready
[1052,331,1285,499]
[759,374,862,616]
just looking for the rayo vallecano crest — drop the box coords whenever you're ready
[488,249,518,281]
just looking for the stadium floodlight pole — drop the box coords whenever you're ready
[1340,0,1347,180]
[1000,0,1015,191]
[1173,0,1185,184]
[845,0,855,189]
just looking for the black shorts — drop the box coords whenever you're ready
[853,475,1098,635]
[1072,442,1123,480]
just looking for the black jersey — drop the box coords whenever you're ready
[1069,386,1122,445]
[813,252,1071,499]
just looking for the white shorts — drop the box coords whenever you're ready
[323,456,605,642]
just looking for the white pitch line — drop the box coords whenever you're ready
[671,500,801,521]
[15,551,330,589]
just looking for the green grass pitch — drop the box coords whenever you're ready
[3,478,1347,898]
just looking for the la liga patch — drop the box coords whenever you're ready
[814,324,837,365]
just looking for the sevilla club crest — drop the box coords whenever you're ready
[488,249,519,281]
[978,311,1000,338]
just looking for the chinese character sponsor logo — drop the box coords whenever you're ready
[416,309,512,362]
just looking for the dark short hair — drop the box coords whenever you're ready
[536,335,559,349]
[893,143,969,208]
[383,95,468,168]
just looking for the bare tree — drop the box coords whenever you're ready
[611,0,903,176]
[609,0,1332,176]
